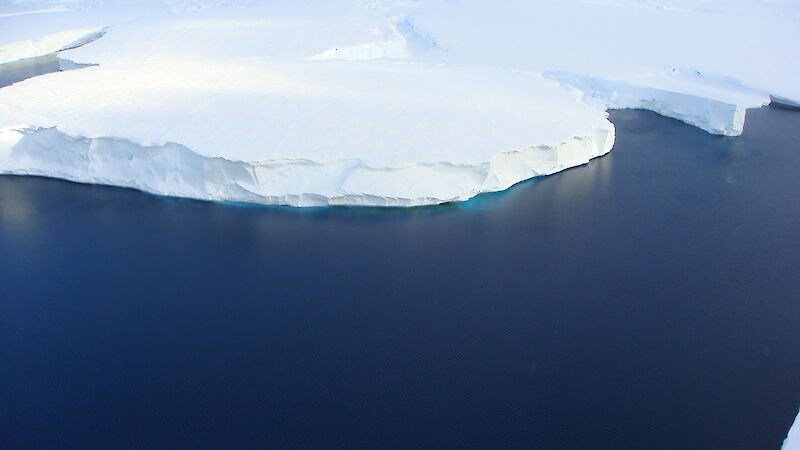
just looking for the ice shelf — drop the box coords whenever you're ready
[0,0,797,206]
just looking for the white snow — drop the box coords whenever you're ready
[785,409,800,450]
[0,0,798,206]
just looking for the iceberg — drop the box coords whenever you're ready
[0,0,798,207]
[0,60,613,206]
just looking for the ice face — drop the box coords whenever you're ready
[0,125,614,207]
[544,70,771,136]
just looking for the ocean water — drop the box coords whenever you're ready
[1,106,799,449]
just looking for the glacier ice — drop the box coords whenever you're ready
[0,0,798,207]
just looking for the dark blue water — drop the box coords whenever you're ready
[1,107,799,449]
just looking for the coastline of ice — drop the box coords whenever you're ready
[0,0,798,207]
[0,125,613,207]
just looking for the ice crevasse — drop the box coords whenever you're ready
[0,0,798,207]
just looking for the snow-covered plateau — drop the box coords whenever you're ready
[0,0,798,207]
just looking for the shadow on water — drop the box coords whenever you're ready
[0,105,799,449]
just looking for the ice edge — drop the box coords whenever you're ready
[0,124,614,208]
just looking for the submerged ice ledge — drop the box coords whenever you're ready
[0,126,613,207]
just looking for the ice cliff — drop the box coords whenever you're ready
[0,0,798,207]
[544,70,771,136]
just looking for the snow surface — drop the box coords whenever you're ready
[0,0,798,206]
